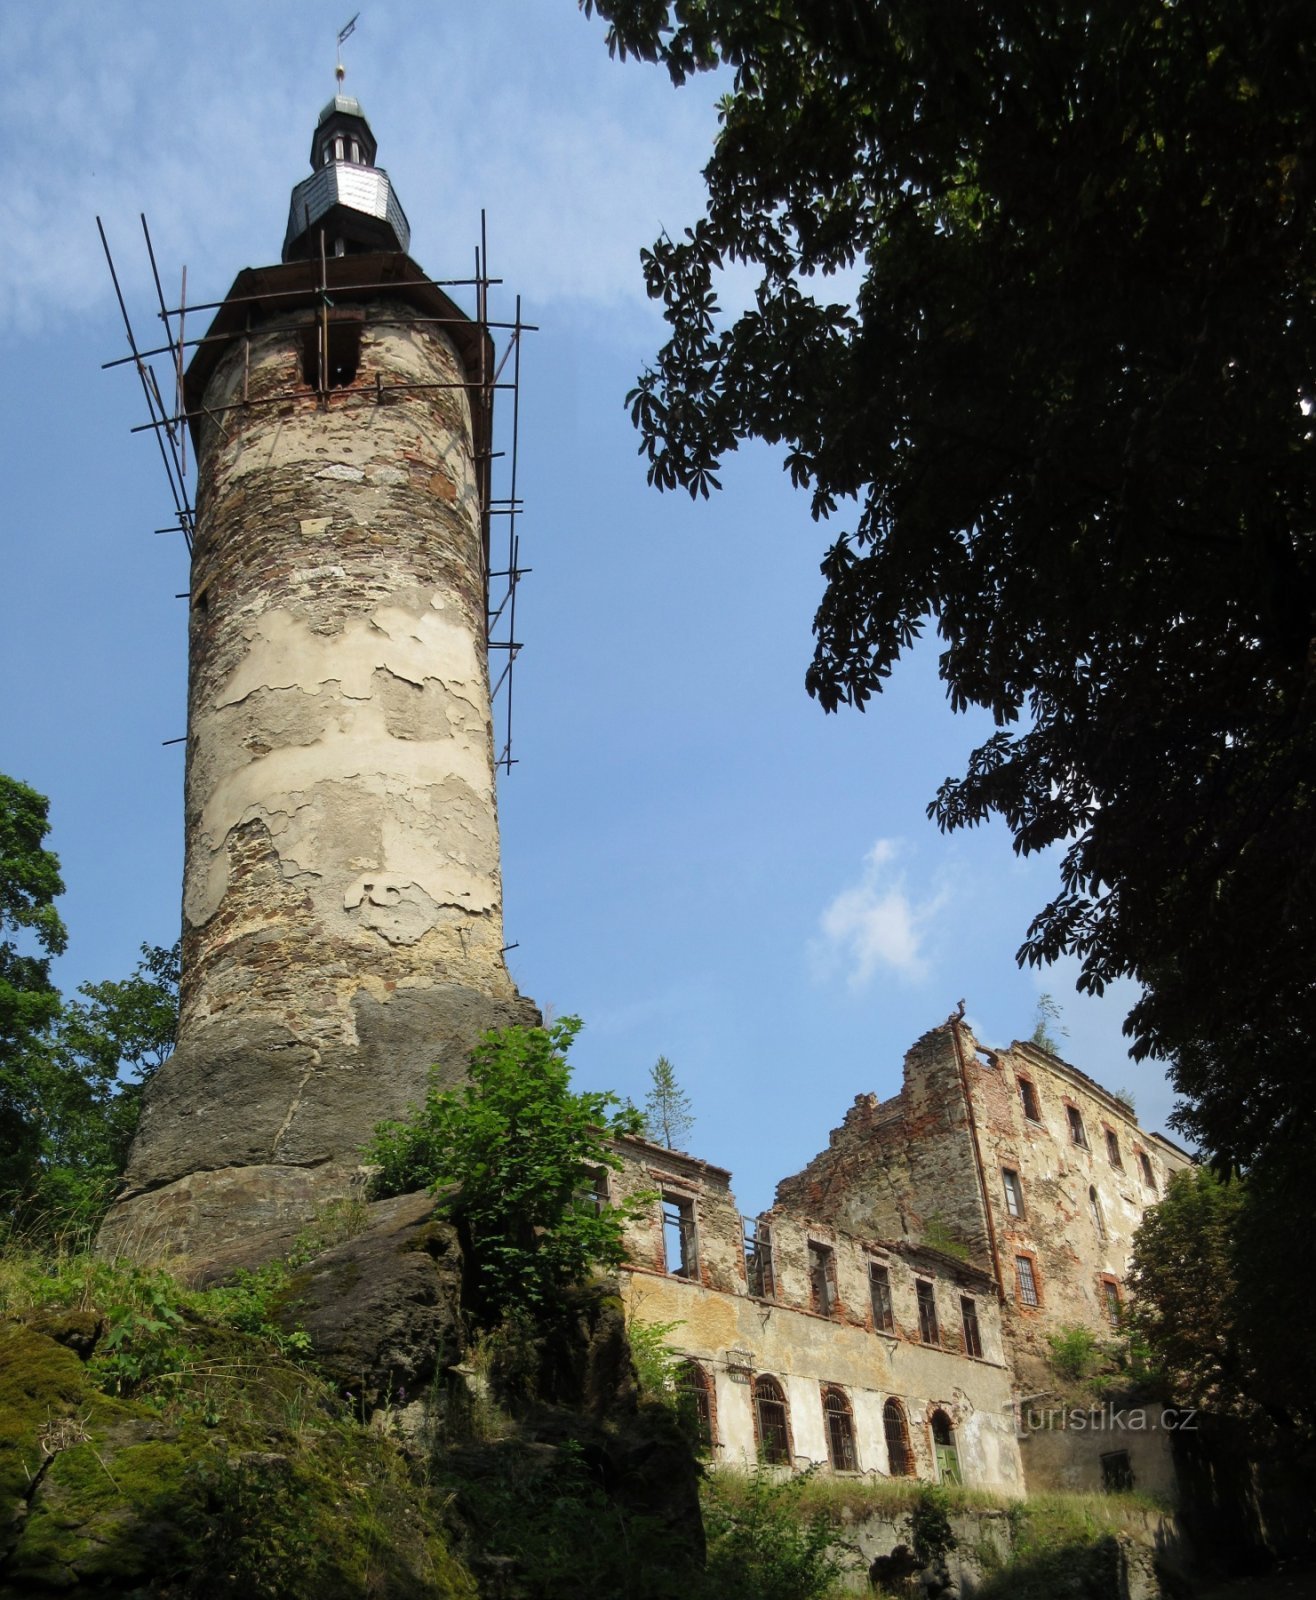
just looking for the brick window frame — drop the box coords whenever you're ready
[1014,1250,1043,1310]
[1017,1076,1042,1123]
[916,1279,940,1345]
[675,1359,718,1450]
[1103,1126,1124,1169]
[883,1397,916,1477]
[1100,1274,1123,1329]
[660,1189,699,1279]
[1136,1149,1158,1192]
[869,1260,896,1334]
[808,1239,841,1318]
[751,1374,793,1465]
[1065,1102,1090,1149]
[822,1385,859,1472]
[1001,1166,1025,1219]
[960,1295,983,1358]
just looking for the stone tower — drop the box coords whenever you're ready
[101,95,536,1269]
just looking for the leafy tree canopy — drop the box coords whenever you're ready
[580,0,1316,1170]
[0,775,66,1064]
[367,1018,646,1317]
[643,1053,695,1148]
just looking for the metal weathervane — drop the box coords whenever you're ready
[336,13,359,85]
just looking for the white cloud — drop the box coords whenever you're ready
[812,839,947,989]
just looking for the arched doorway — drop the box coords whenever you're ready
[931,1408,962,1485]
[752,1375,792,1465]
[883,1397,915,1477]
[822,1386,858,1472]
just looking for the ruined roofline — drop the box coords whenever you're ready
[1004,1035,1156,1133]
[1146,1129,1195,1163]
[612,1132,733,1186]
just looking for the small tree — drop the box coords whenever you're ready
[1029,993,1069,1055]
[643,1054,694,1149]
[367,1018,644,1316]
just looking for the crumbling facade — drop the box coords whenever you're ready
[612,1135,1025,1494]
[616,1016,1191,1496]
[100,97,535,1269]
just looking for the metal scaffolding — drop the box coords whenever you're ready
[99,210,533,773]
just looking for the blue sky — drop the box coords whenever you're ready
[1,1,1178,1216]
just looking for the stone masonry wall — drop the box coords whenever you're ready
[101,294,535,1270]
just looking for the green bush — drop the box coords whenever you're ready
[366,1018,646,1318]
[1048,1324,1100,1381]
[701,1466,855,1600]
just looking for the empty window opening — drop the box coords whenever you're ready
[1089,1185,1107,1242]
[752,1376,791,1465]
[823,1387,858,1472]
[576,1168,609,1217]
[662,1193,698,1279]
[743,1218,775,1299]
[300,317,362,390]
[1101,1277,1123,1329]
[1002,1167,1024,1218]
[1016,1254,1040,1308]
[916,1280,940,1345]
[675,1361,715,1450]
[1139,1152,1157,1191]
[869,1262,895,1334]
[1067,1105,1089,1148]
[883,1399,915,1477]
[1101,1450,1135,1492]
[960,1296,983,1358]
[1105,1129,1123,1169]
[350,137,361,163]
[1018,1077,1041,1122]
[334,134,345,160]
[975,1047,995,1070]
[808,1242,838,1317]
[931,1409,962,1485]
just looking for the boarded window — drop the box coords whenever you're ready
[662,1193,698,1279]
[883,1398,915,1477]
[1105,1129,1123,1169]
[869,1262,895,1333]
[823,1387,858,1472]
[916,1280,939,1345]
[1018,1077,1041,1122]
[743,1218,775,1299]
[1067,1105,1089,1148]
[1002,1167,1024,1218]
[808,1242,838,1317]
[1016,1254,1040,1308]
[675,1361,714,1450]
[752,1376,791,1465]
[931,1409,962,1485]
[960,1296,983,1358]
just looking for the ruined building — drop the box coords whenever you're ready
[611,1015,1192,1497]
[100,95,536,1268]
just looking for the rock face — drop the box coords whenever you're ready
[278,1191,464,1411]
[99,258,537,1273]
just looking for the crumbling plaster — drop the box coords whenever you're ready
[612,1137,1022,1495]
[100,295,537,1271]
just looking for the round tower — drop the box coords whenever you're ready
[101,97,536,1268]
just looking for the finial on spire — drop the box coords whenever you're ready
[335,12,358,87]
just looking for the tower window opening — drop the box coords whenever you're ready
[300,317,362,390]
[335,135,345,160]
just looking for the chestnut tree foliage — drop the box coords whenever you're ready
[581,0,1316,1171]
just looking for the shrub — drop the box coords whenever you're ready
[367,1018,645,1319]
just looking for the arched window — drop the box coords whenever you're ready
[1089,1185,1107,1242]
[752,1375,791,1465]
[822,1386,858,1472]
[675,1361,714,1450]
[883,1398,915,1477]
[931,1409,962,1485]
